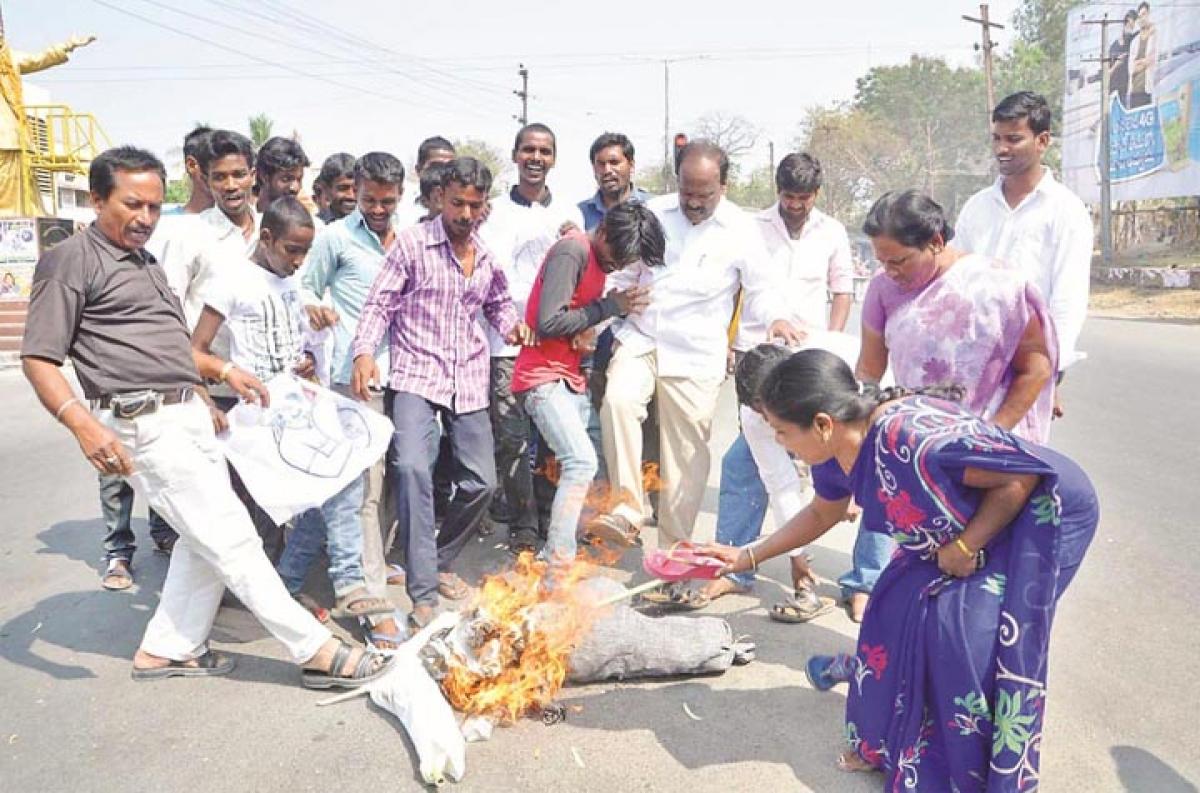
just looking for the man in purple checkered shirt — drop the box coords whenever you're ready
[351,157,533,629]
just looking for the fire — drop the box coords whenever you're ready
[432,552,612,724]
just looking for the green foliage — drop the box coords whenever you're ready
[164,178,190,205]
[451,137,510,192]
[247,113,274,148]
[725,164,776,210]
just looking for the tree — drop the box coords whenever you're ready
[725,164,776,210]
[164,178,190,205]
[692,112,760,168]
[451,137,510,192]
[248,113,274,148]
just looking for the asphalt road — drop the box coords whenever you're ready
[1,315,1198,793]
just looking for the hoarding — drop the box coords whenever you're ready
[1063,2,1200,204]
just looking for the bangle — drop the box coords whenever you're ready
[954,537,975,559]
[218,361,235,382]
[745,545,759,572]
[55,397,81,421]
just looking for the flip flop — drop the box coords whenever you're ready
[101,559,133,591]
[436,573,470,600]
[385,564,406,587]
[330,588,394,618]
[770,590,836,624]
[359,612,408,656]
[131,650,235,681]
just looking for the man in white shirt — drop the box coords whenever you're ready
[481,123,584,555]
[395,136,455,229]
[591,140,801,550]
[703,153,863,612]
[954,91,1094,418]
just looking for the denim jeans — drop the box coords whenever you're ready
[837,523,895,598]
[489,357,538,538]
[521,381,598,569]
[276,474,367,598]
[388,390,496,607]
[714,432,769,587]
[98,472,178,562]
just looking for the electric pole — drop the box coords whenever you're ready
[513,63,529,126]
[1083,15,1121,265]
[768,140,775,172]
[662,60,670,187]
[963,4,1004,135]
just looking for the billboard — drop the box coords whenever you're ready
[1063,3,1200,204]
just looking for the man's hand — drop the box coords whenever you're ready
[571,327,598,353]
[226,367,270,408]
[293,352,317,381]
[304,305,339,331]
[505,322,535,347]
[75,421,134,476]
[768,319,807,346]
[351,355,381,402]
[610,285,651,316]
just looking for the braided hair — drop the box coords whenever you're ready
[758,349,964,427]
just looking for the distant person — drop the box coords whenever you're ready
[1107,10,1139,107]
[953,92,1092,421]
[163,125,213,216]
[313,152,356,224]
[577,132,651,232]
[1129,2,1158,108]
[255,136,311,214]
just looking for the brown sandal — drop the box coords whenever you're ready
[331,587,393,618]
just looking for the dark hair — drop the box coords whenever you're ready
[354,151,404,187]
[1137,1,1149,12]
[182,126,213,162]
[261,195,314,240]
[419,160,448,202]
[775,152,822,193]
[317,152,356,187]
[1124,9,1139,22]
[601,202,666,269]
[735,344,792,408]
[416,135,455,170]
[760,349,963,428]
[89,146,166,200]
[678,139,730,184]
[199,129,254,175]
[992,91,1053,136]
[862,190,955,248]
[513,122,556,155]
[442,156,493,195]
[589,132,635,164]
[256,136,310,187]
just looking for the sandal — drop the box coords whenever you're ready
[770,587,836,623]
[101,558,133,591]
[301,639,394,690]
[407,603,436,633]
[385,564,406,587]
[640,582,709,611]
[436,572,470,601]
[359,611,408,655]
[836,749,875,773]
[132,650,235,681]
[331,587,394,618]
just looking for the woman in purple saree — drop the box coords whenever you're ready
[706,350,1097,791]
[857,190,1057,443]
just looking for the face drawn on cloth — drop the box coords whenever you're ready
[266,384,372,478]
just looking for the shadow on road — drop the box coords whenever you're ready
[1111,745,1198,792]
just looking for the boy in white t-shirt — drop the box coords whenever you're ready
[191,197,392,623]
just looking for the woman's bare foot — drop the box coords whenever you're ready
[847,592,869,623]
[836,749,875,773]
[698,576,750,602]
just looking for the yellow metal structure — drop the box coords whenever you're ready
[23,104,110,215]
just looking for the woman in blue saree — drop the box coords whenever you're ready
[705,349,1097,791]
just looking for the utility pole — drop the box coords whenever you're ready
[662,60,670,187]
[768,140,775,172]
[963,4,1004,135]
[513,63,529,126]
[1083,15,1121,265]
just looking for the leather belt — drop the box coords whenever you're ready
[92,387,195,417]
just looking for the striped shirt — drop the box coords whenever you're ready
[351,217,519,413]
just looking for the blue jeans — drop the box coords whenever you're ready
[521,381,598,569]
[714,432,769,587]
[276,474,367,598]
[837,524,895,599]
[388,390,496,607]
[98,472,177,562]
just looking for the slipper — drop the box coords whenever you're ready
[331,588,394,618]
[385,564,406,587]
[359,611,408,656]
[640,581,709,610]
[301,640,395,690]
[770,589,836,624]
[101,559,133,591]
[836,749,875,773]
[131,650,235,681]
[436,573,470,601]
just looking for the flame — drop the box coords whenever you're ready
[438,552,611,724]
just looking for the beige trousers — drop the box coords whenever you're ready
[600,346,723,545]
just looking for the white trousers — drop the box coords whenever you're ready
[101,398,331,663]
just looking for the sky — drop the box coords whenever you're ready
[7,0,1022,202]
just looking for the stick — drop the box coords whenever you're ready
[593,578,665,608]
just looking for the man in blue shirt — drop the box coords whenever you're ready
[301,152,407,650]
[577,132,652,231]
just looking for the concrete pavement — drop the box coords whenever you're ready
[1,316,1197,792]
